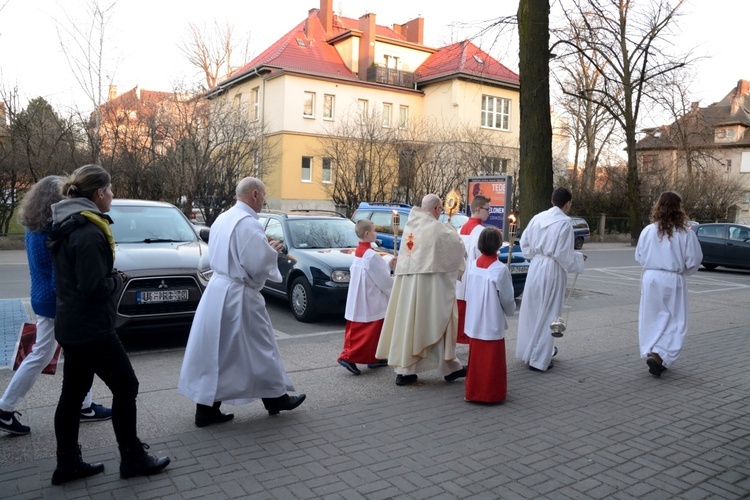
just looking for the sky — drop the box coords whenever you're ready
[0,0,748,126]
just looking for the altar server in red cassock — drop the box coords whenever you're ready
[456,195,491,344]
[464,227,516,403]
[338,219,395,375]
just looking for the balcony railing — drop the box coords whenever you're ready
[366,65,415,89]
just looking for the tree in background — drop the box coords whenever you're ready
[180,21,250,91]
[556,0,690,245]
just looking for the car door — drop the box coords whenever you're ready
[263,217,289,295]
[696,224,727,264]
[725,225,750,267]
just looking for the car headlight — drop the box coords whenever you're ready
[331,270,350,283]
[199,268,213,285]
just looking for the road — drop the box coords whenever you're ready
[2,243,749,346]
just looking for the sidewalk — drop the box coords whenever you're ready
[0,322,748,499]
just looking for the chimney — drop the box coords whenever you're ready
[393,17,424,45]
[738,79,750,97]
[320,0,332,34]
[135,85,141,100]
[108,84,117,101]
[358,13,376,81]
[690,101,699,112]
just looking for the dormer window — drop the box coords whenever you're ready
[473,55,484,65]
[296,38,306,47]
[653,131,662,138]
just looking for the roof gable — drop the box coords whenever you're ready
[415,40,519,87]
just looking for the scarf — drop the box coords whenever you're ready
[80,210,116,261]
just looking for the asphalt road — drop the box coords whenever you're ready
[1,243,749,347]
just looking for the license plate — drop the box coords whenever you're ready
[510,266,529,274]
[137,290,189,304]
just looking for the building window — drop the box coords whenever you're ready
[303,92,315,118]
[726,159,732,173]
[382,103,392,127]
[399,105,408,129]
[233,92,242,111]
[252,149,260,177]
[301,156,312,182]
[358,99,368,123]
[323,94,335,120]
[481,95,510,131]
[481,157,508,174]
[322,157,332,183]
[251,87,259,121]
[642,154,657,174]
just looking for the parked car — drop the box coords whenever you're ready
[686,220,700,231]
[107,199,212,332]
[258,209,372,322]
[694,223,750,271]
[569,216,590,249]
[352,201,529,297]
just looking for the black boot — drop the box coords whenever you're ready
[51,445,104,485]
[119,442,170,479]
[195,401,234,427]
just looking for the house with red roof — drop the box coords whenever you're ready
[208,0,523,210]
[636,79,750,221]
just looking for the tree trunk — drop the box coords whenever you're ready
[518,0,554,230]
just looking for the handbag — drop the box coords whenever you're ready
[13,322,62,375]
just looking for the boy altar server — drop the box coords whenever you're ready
[464,227,516,403]
[338,219,395,375]
[456,194,491,344]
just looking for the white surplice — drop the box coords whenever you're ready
[456,220,484,301]
[635,223,703,368]
[344,248,394,322]
[515,206,585,371]
[177,201,292,406]
[464,260,516,341]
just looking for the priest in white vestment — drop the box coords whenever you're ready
[516,188,586,372]
[375,194,467,386]
[178,177,305,427]
[635,191,702,377]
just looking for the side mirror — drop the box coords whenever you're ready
[199,228,210,243]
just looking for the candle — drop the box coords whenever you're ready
[392,210,399,257]
[507,213,517,267]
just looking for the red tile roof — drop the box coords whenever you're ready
[415,40,519,87]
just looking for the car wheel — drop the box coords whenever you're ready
[702,263,718,270]
[574,237,584,250]
[290,276,318,322]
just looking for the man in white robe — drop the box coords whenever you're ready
[516,188,586,372]
[375,194,467,386]
[178,177,305,426]
[635,192,702,376]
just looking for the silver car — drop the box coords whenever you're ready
[108,199,212,332]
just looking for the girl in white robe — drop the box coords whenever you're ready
[636,192,703,376]
[464,227,516,403]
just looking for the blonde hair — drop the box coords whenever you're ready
[62,164,110,201]
[355,219,374,239]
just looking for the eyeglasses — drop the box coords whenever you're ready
[477,207,490,212]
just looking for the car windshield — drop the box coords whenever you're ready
[288,218,359,249]
[109,205,198,244]
[439,213,468,229]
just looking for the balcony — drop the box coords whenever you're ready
[366,65,415,89]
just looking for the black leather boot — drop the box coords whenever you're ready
[119,442,170,479]
[195,401,234,427]
[51,445,104,485]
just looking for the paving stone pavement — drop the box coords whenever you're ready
[0,321,748,499]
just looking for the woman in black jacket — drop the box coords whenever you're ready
[47,164,170,485]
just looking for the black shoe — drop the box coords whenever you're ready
[395,374,418,386]
[529,360,554,372]
[0,410,30,435]
[338,360,361,375]
[266,394,306,416]
[444,367,467,382]
[195,402,235,428]
[367,359,388,369]
[119,442,170,479]
[646,357,666,377]
[51,445,104,485]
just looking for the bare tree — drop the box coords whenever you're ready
[556,0,690,245]
[180,21,250,91]
[56,0,118,164]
